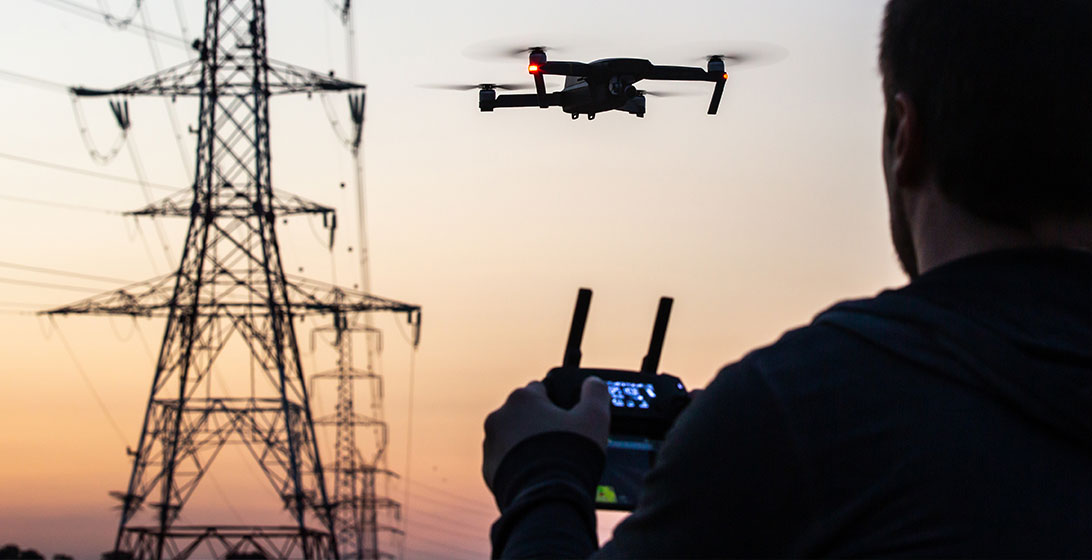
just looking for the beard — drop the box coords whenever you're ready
[889,188,920,279]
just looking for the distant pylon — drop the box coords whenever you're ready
[46,1,421,558]
[311,309,406,560]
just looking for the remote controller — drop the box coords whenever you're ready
[542,288,690,509]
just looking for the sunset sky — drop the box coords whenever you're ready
[0,1,897,557]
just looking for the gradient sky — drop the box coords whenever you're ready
[0,1,897,557]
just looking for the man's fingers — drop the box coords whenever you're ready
[574,376,610,415]
[524,380,548,397]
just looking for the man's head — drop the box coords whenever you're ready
[878,0,1092,277]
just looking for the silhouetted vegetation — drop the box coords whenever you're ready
[0,545,62,560]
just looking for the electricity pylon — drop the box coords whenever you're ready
[311,309,406,560]
[46,1,420,558]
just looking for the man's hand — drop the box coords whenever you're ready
[482,377,610,490]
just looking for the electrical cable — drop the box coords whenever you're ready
[406,506,491,533]
[402,531,487,559]
[94,0,142,29]
[408,478,496,510]
[169,0,189,42]
[0,276,104,292]
[0,300,53,308]
[403,516,485,542]
[319,93,356,148]
[0,193,120,215]
[70,94,128,164]
[49,317,132,446]
[0,309,37,316]
[402,342,418,547]
[0,150,178,191]
[137,0,194,184]
[404,486,496,517]
[34,0,188,48]
[401,546,477,560]
[124,135,175,267]
[0,260,131,284]
[0,68,69,92]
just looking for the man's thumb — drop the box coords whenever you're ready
[575,376,610,413]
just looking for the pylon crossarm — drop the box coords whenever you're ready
[42,273,177,316]
[285,276,420,316]
[266,59,364,95]
[71,58,363,99]
[71,58,204,97]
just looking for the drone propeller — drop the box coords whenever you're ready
[691,42,788,68]
[464,39,568,61]
[421,82,530,91]
[504,45,554,57]
[703,53,751,65]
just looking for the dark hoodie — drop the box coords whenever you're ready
[490,249,1092,558]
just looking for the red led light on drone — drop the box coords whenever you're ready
[528,64,541,73]
[723,72,729,80]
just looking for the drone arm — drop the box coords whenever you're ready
[489,92,563,109]
[643,65,719,82]
[539,61,599,78]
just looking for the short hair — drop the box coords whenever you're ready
[879,0,1092,227]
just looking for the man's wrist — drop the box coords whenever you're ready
[491,430,606,509]
[488,431,606,558]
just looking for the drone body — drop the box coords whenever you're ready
[478,50,730,119]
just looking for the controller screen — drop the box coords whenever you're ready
[606,380,656,409]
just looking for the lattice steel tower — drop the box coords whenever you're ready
[47,1,420,558]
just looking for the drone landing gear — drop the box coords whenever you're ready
[588,113,595,120]
[572,113,579,120]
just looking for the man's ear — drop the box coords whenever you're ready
[890,92,927,189]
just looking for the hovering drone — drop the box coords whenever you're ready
[437,47,754,120]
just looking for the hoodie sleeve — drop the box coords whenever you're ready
[489,431,606,558]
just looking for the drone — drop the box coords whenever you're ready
[433,47,760,120]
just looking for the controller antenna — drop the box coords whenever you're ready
[563,288,593,368]
[640,297,673,374]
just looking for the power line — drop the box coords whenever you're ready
[49,317,132,447]
[404,487,496,517]
[0,260,132,284]
[406,508,487,534]
[409,478,496,510]
[404,479,497,513]
[34,0,188,48]
[0,192,120,215]
[0,276,105,293]
[0,151,179,191]
[94,0,142,29]
[402,546,477,560]
[135,0,193,184]
[404,517,484,543]
[403,531,487,559]
[0,68,70,92]
[0,300,53,308]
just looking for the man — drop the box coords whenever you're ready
[482,0,1092,556]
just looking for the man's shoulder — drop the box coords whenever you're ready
[720,292,909,387]
[700,286,958,428]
